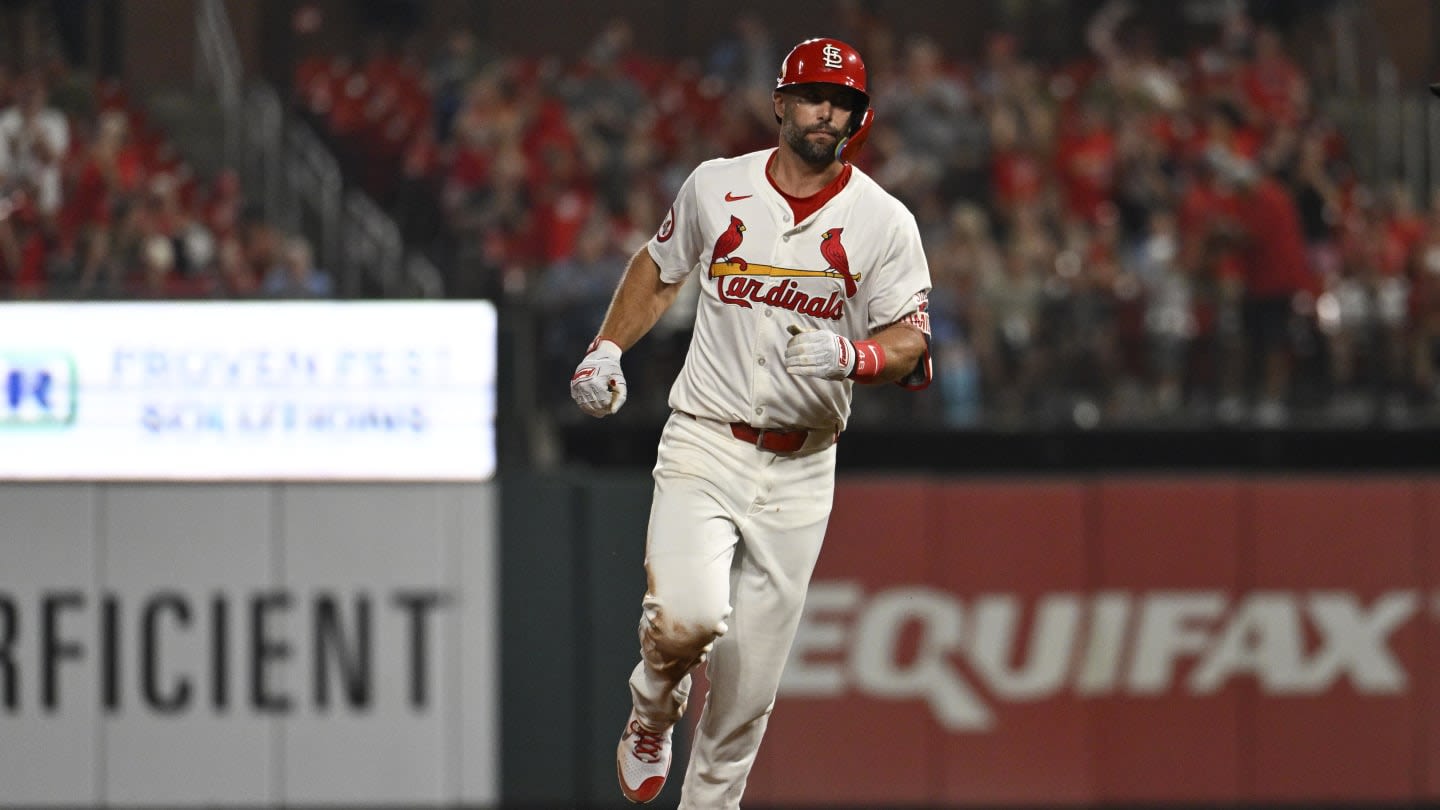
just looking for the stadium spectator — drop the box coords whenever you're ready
[705,12,779,95]
[0,187,46,297]
[1129,206,1196,415]
[1054,99,1118,226]
[135,173,214,280]
[1207,148,1320,426]
[0,72,66,296]
[122,232,189,299]
[987,103,1049,228]
[427,28,488,143]
[0,73,68,219]
[64,109,127,296]
[881,35,980,203]
[1409,194,1440,406]
[281,1,1438,428]
[1318,189,1416,420]
[974,240,1048,422]
[532,216,626,409]
[261,235,334,298]
[929,202,999,425]
[221,203,276,298]
[1240,26,1310,131]
[1289,128,1345,281]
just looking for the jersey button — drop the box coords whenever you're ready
[758,357,766,366]
[782,235,790,242]
[764,310,773,318]
[755,407,764,416]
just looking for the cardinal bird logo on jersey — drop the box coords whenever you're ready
[820,228,858,298]
[711,215,747,273]
[705,217,859,320]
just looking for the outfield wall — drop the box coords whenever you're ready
[0,483,499,808]
[504,471,1440,808]
[3,474,1436,808]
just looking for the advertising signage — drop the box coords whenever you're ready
[741,478,1438,806]
[0,301,497,481]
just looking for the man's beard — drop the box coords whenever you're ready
[781,115,840,167]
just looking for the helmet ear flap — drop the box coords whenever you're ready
[836,108,874,163]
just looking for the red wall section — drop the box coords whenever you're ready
[1246,480,1420,802]
[739,476,1440,808]
[931,483,1093,806]
[1421,481,1440,801]
[1090,479,1245,804]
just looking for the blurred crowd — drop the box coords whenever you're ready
[0,63,334,301]
[289,1,1440,429]
[9,1,1437,429]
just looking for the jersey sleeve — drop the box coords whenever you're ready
[866,207,932,330]
[646,169,704,285]
[868,206,934,390]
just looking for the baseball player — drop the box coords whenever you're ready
[570,37,933,808]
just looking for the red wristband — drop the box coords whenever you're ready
[848,339,886,381]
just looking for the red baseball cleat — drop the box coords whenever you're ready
[616,709,673,803]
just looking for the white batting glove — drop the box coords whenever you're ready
[783,325,856,381]
[570,338,627,417]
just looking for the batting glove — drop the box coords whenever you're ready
[570,338,627,417]
[783,325,856,381]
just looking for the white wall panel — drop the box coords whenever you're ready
[98,485,275,805]
[0,482,499,808]
[457,483,500,805]
[277,485,456,805]
[0,485,102,805]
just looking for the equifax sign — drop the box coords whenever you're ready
[781,583,1424,732]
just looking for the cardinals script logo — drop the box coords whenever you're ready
[707,220,861,320]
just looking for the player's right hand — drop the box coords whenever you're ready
[570,338,627,418]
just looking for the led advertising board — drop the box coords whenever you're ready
[0,302,497,480]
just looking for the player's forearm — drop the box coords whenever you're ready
[858,322,926,385]
[595,246,682,352]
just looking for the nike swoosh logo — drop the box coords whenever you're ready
[724,192,752,202]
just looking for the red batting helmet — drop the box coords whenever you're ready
[775,37,874,162]
[776,37,869,97]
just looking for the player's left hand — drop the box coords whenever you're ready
[783,325,856,381]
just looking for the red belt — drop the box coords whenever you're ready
[680,411,835,454]
[728,422,816,453]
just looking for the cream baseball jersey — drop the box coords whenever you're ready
[647,148,932,431]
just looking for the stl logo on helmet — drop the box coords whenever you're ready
[821,44,843,69]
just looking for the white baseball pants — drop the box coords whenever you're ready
[627,410,837,809]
